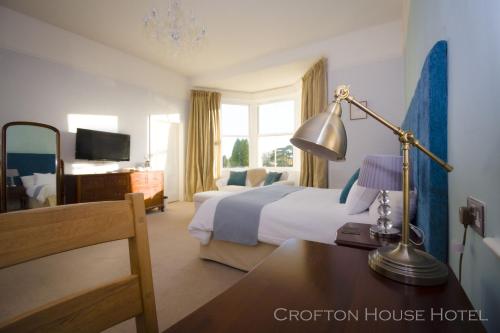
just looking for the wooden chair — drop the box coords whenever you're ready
[0,193,158,333]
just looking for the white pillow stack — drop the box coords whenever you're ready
[21,175,36,188]
[34,173,56,186]
[369,190,418,227]
[345,180,379,215]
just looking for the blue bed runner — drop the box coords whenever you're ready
[213,185,303,245]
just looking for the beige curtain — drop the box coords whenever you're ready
[299,58,328,188]
[185,90,221,201]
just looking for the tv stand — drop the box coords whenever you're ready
[64,171,164,211]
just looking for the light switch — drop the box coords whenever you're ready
[467,196,485,237]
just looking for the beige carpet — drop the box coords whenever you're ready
[0,202,245,332]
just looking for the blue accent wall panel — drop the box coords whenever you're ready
[7,153,57,185]
[402,41,448,262]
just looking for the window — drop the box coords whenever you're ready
[258,100,295,168]
[220,104,249,168]
[220,98,298,170]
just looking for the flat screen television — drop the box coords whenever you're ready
[75,128,130,161]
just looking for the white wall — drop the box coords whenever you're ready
[193,21,403,92]
[328,57,405,188]
[0,6,187,100]
[317,21,405,188]
[0,6,189,199]
[406,1,500,331]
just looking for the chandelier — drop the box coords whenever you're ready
[143,0,207,54]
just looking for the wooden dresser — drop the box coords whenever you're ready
[129,171,164,211]
[64,171,164,211]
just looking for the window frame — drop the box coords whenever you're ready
[220,103,251,169]
[257,100,297,170]
[220,88,301,172]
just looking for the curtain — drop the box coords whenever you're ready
[185,90,221,201]
[299,58,328,188]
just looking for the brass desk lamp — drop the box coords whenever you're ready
[291,85,453,286]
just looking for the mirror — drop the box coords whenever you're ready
[1,122,62,212]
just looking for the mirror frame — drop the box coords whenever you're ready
[1,121,62,212]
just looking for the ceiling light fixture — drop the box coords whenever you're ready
[143,0,207,55]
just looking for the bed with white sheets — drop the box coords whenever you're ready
[21,173,57,208]
[25,183,57,208]
[189,186,376,270]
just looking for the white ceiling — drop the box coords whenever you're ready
[0,0,403,92]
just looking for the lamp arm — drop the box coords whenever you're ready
[411,139,453,172]
[342,94,453,173]
[347,96,402,135]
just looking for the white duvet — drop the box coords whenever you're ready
[189,187,377,246]
[25,184,56,203]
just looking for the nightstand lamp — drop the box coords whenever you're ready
[358,154,410,239]
[6,169,19,187]
[291,85,453,286]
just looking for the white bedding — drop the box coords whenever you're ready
[25,184,56,203]
[189,187,376,246]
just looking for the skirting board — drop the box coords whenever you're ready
[483,238,500,259]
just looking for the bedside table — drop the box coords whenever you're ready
[6,186,28,211]
[335,222,401,250]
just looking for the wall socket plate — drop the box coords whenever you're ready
[467,196,485,237]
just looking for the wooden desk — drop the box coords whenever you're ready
[165,240,484,333]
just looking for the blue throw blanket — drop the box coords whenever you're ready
[213,185,303,245]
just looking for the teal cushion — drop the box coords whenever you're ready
[264,172,282,186]
[339,169,360,203]
[227,171,247,186]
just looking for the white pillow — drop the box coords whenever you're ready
[345,180,379,215]
[34,173,56,186]
[21,175,35,188]
[369,190,418,227]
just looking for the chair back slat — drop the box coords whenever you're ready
[0,275,142,333]
[0,200,134,269]
[0,193,158,333]
[126,193,158,332]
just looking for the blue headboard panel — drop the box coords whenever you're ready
[7,153,56,185]
[402,41,449,262]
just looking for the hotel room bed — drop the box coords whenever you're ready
[189,187,376,270]
[6,152,58,209]
[25,183,57,208]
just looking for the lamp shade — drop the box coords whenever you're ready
[6,169,19,177]
[358,154,412,191]
[290,101,347,161]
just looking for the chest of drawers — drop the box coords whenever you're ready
[64,171,164,211]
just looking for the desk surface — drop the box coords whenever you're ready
[165,240,485,333]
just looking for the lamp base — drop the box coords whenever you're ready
[369,224,400,240]
[368,242,448,286]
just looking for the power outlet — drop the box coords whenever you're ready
[467,196,485,237]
